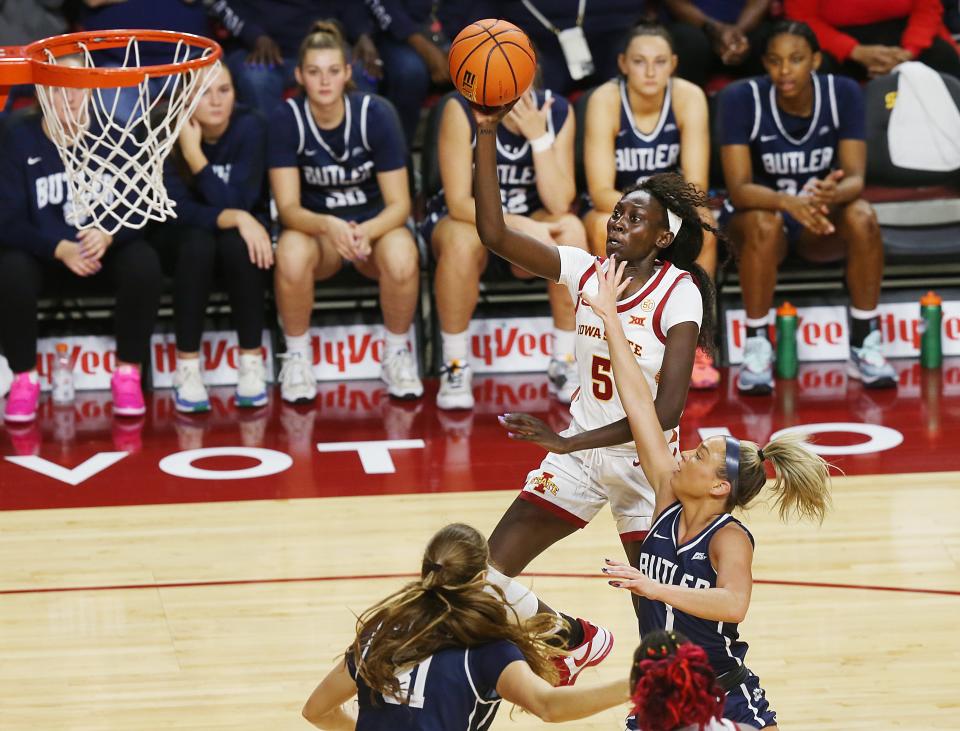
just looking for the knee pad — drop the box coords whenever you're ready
[484,564,540,623]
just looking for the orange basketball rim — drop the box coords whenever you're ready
[0,29,222,108]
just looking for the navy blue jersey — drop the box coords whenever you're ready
[166,106,268,229]
[420,90,569,241]
[635,502,755,677]
[347,640,525,730]
[267,92,406,223]
[614,78,681,191]
[719,73,865,197]
[457,90,569,216]
[0,114,137,258]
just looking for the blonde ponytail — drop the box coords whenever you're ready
[727,433,832,523]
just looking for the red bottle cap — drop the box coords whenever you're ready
[777,301,797,317]
[921,290,942,306]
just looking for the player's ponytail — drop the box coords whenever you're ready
[725,432,832,523]
[297,20,355,91]
[350,523,560,702]
[633,173,724,352]
[629,630,724,731]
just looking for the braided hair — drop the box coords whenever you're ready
[628,172,725,351]
[629,630,724,731]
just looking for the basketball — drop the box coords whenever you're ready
[448,19,537,109]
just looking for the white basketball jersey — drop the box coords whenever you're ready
[557,246,702,454]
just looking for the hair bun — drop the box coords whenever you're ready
[308,20,344,42]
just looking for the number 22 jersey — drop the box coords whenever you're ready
[267,91,407,222]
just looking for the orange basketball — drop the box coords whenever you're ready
[448,19,537,108]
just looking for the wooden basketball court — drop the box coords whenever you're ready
[2,363,958,729]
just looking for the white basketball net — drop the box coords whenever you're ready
[34,37,220,235]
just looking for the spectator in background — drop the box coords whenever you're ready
[423,84,588,409]
[227,0,381,115]
[0,0,67,113]
[73,0,249,122]
[490,0,655,96]
[269,22,422,405]
[0,83,162,423]
[157,65,272,414]
[785,0,960,80]
[362,0,471,145]
[583,24,720,389]
[663,0,772,88]
[718,21,896,395]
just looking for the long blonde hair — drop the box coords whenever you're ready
[723,432,832,523]
[350,523,560,700]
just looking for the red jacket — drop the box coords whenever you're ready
[785,0,959,61]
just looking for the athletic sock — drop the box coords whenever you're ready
[284,332,309,357]
[745,315,771,340]
[849,307,879,349]
[441,330,469,364]
[559,612,585,648]
[384,329,408,356]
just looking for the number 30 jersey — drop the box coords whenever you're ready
[267,91,407,222]
[557,246,702,453]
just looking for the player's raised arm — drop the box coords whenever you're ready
[472,105,562,283]
[582,258,679,502]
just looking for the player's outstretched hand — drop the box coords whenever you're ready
[497,412,571,453]
[602,558,657,598]
[580,255,632,323]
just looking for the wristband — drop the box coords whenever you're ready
[530,131,555,153]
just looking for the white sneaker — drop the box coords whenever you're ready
[554,619,613,685]
[236,354,268,408]
[437,360,474,410]
[0,355,12,398]
[174,362,210,413]
[547,355,579,403]
[555,618,615,686]
[381,348,424,400]
[278,351,316,404]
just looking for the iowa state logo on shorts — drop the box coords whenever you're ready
[531,471,559,495]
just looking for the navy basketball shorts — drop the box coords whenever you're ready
[725,669,777,728]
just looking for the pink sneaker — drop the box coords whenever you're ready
[111,365,146,416]
[4,372,40,422]
[553,618,614,686]
[691,347,720,390]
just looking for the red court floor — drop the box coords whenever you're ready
[1,360,958,512]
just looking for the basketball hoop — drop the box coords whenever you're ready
[0,29,222,235]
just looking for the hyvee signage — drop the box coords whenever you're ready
[725,301,960,364]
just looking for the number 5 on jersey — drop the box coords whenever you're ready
[591,355,613,400]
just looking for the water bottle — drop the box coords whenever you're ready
[775,302,798,379]
[920,290,942,369]
[52,342,75,404]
